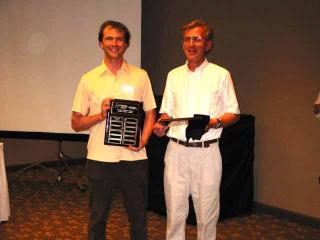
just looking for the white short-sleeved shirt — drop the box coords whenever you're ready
[72,61,156,162]
[160,59,240,141]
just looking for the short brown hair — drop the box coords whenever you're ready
[98,20,131,45]
[182,19,214,41]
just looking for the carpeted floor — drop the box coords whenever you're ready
[1,163,319,240]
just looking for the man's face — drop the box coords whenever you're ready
[99,26,128,60]
[182,26,212,66]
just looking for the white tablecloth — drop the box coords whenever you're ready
[0,143,10,222]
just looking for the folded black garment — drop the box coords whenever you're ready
[185,114,210,142]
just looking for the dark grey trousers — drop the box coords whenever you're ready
[86,159,148,240]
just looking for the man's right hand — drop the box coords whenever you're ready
[153,121,170,137]
[100,98,113,120]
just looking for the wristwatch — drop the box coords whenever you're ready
[214,119,222,129]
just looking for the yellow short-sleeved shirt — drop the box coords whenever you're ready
[72,61,156,162]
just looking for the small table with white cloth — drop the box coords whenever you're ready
[0,143,10,223]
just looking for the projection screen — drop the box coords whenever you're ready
[0,0,141,135]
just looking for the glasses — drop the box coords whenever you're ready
[104,36,125,43]
[182,36,206,43]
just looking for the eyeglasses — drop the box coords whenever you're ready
[182,36,206,43]
[104,36,125,43]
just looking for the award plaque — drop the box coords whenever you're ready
[104,99,143,147]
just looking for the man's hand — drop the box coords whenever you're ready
[127,108,156,152]
[153,121,170,137]
[127,139,147,152]
[100,98,113,120]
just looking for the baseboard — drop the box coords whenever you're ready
[254,201,320,229]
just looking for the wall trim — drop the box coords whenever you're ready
[254,202,320,228]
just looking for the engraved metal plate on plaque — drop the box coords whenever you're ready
[104,99,143,147]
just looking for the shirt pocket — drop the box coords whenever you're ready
[171,90,186,115]
[209,90,221,105]
[207,90,222,116]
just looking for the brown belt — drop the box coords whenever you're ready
[170,137,219,148]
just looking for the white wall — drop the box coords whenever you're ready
[0,0,141,134]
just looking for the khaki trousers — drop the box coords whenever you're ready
[164,140,222,240]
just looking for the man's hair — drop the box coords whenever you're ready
[182,19,214,41]
[98,20,131,45]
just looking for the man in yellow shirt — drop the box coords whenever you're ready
[71,20,156,240]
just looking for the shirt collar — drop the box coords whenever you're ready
[185,58,209,73]
[99,59,129,76]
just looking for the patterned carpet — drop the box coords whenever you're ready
[1,163,319,240]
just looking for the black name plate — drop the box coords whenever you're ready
[104,99,143,147]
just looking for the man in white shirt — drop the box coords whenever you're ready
[72,20,156,240]
[153,19,240,240]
